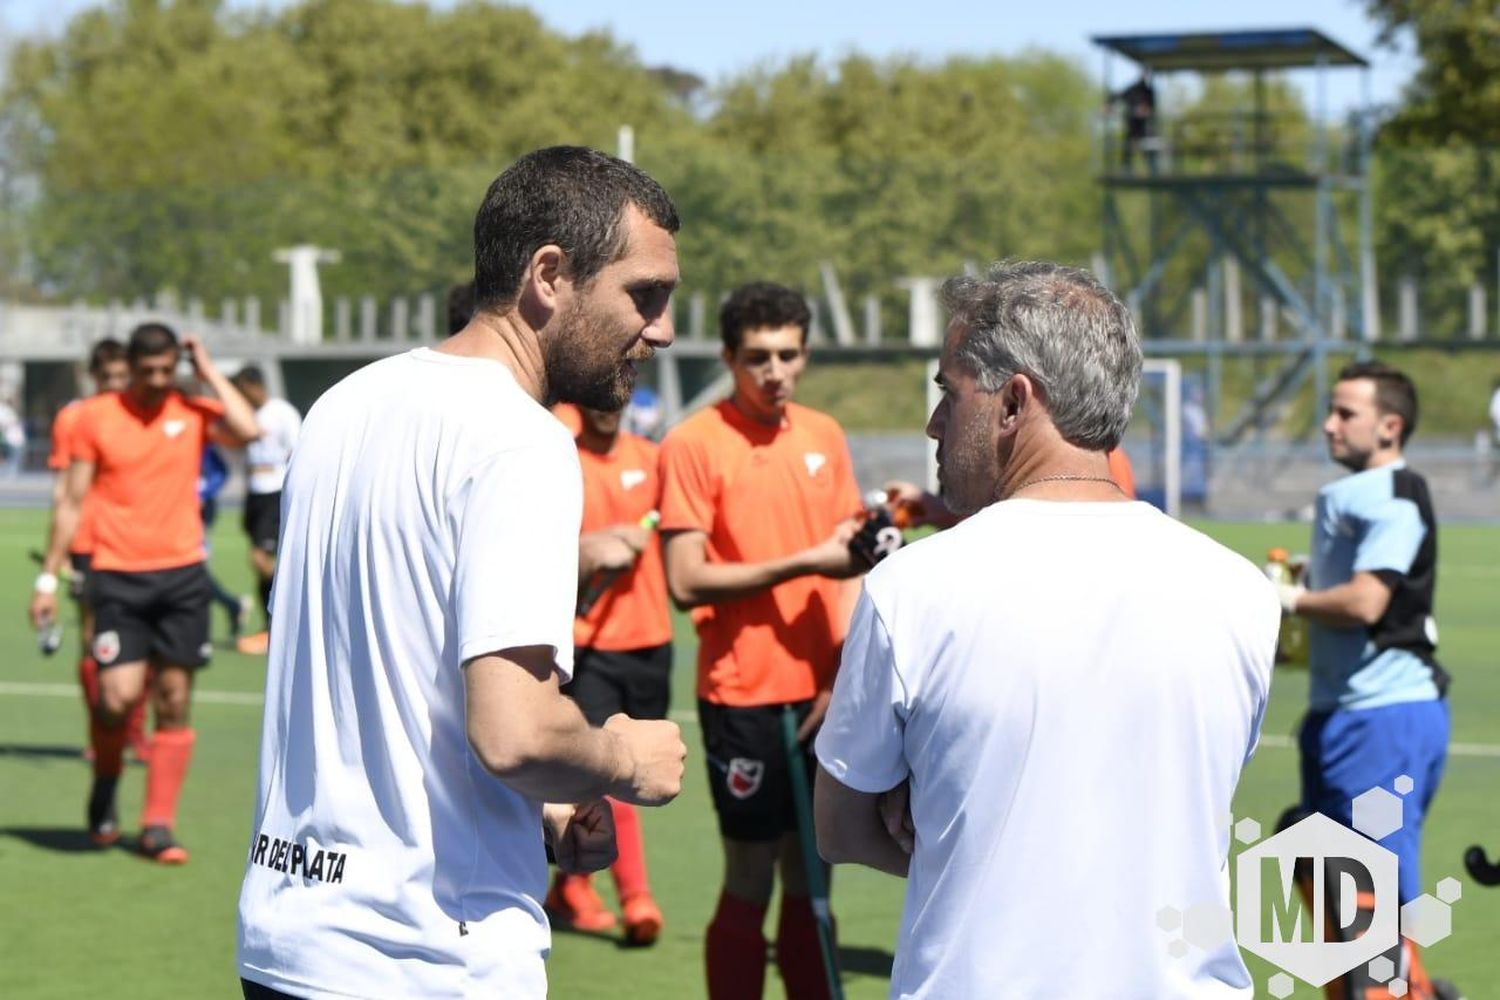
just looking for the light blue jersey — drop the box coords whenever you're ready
[1306,460,1442,711]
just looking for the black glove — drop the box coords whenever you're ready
[849,508,904,568]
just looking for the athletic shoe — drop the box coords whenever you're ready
[621,893,663,947]
[236,631,270,655]
[544,873,617,932]
[87,777,119,847]
[139,825,189,865]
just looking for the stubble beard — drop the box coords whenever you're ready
[545,299,641,411]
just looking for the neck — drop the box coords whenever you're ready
[729,393,785,428]
[437,310,548,403]
[1356,449,1403,472]
[999,443,1123,502]
[578,429,619,455]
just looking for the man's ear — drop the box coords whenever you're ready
[996,373,1033,437]
[518,244,568,319]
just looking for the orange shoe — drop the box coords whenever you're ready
[139,825,189,865]
[621,893,663,947]
[544,873,617,933]
[236,631,269,655]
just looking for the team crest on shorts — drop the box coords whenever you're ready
[93,630,121,665]
[726,757,764,800]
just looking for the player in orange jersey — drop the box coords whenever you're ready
[30,323,260,859]
[41,339,148,763]
[545,403,673,945]
[660,282,866,1000]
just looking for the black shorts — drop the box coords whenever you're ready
[561,644,672,727]
[243,491,282,554]
[68,552,91,603]
[699,699,816,842]
[89,563,213,670]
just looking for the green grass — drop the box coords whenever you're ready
[0,511,1496,997]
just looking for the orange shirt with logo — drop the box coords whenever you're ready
[48,400,98,555]
[72,391,225,572]
[574,432,672,652]
[659,400,863,707]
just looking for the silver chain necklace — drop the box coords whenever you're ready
[1007,473,1123,498]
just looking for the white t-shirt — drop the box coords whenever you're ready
[245,397,303,494]
[816,500,1278,1000]
[237,349,581,1000]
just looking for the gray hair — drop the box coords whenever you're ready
[941,260,1142,451]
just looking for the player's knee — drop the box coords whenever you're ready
[722,839,779,904]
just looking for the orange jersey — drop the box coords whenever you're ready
[72,391,225,572]
[1107,447,1136,499]
[48,400,97,555]
[659,400,863,707]
[574,432,672,651]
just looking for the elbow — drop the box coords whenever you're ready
[666,576,705,611]
[815,824,848,866]
[468,729,539,782]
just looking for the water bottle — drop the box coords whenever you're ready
[36,614,63,657]
[1264,548,1307,666]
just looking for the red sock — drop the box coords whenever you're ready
[777,894,834,1000]
[609,798,650,901]
[705,891,768,1000]
[90,717,127,779]
[140,728,196,829]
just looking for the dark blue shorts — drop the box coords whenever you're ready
[1299,699,1449,904]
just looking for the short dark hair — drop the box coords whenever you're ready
[87,338,125,376]
[472,146,679,311]
[1337,360,1419,445]
[126,323,179,363]
[446,281,475,336]
[233,364,266,388]
[719,281,812,352]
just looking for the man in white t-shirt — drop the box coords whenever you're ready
[236,146,688,1000]
[230,365,301,654]
[813,261,1278,999]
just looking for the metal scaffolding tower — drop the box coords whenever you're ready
[1092,28,1373,446]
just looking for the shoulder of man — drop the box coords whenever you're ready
[786,401,846,438]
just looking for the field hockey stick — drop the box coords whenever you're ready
[780,705,845,1000]
[1464,845,1500,886]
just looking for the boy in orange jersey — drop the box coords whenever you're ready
[660,281,866,1000]
[546,403,673,945]
[42,339,152,769]
[30,323,260,859]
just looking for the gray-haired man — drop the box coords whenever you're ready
[814,261,1278,997]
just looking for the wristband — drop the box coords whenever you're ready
[34,572,59,595]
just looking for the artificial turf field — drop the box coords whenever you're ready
[0,508,1495,999]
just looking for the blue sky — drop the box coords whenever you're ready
[0,0,1417,116]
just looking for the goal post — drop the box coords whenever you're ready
[1125,358,1183,518]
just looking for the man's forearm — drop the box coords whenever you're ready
[818,810,910,877]
[476,696,629,803]
[669,552,809,608]
[202,367,261,443]
[1291,579,1388,629]
[41,499,80,577]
